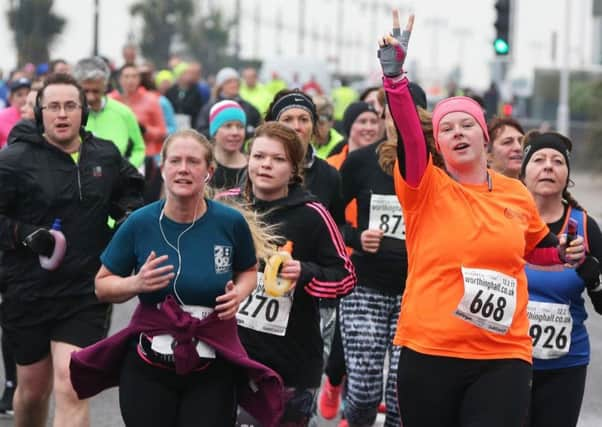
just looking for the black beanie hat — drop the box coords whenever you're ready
[342,101,378,137]
[520,132,572,178]
[408,82,427,109]
[266,90,318,125]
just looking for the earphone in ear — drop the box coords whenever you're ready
[34,91,43,132]
[161,172,166,181]
[80,100,90,127]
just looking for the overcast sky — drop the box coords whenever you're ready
[0,0,596,91]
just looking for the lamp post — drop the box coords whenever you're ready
[92,0,99,56]
[557,0,571,136]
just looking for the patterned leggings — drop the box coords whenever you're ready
[339,285,402,427]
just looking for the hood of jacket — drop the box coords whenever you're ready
[8,121,96,150]
[6,119,43,146]
[252,183,319,214]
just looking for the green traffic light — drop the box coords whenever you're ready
[494,38,509,55]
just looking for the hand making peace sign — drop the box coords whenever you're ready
[378,9,415,78]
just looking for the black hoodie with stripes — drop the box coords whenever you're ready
[222,183,356,388]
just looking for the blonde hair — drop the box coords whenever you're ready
[160,128,215,169]
[377,106,444,176]
[213,195,284,261]
[161,130,285,261]
[159,129,215,200]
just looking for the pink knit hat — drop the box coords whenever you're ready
[432,96,489,145]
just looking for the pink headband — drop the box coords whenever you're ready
[432,96,489,143]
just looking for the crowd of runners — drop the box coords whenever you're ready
[0,9,600,427]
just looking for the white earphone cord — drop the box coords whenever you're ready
[158,198,200,305]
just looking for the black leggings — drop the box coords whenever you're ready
[397,347,532,427]
[119,349,238,427]
[324,308,346,386]
[527,365,587,427]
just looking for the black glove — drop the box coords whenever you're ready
[20,226,55,257]
[577,256,600,291]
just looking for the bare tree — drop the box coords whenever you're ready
[130,0,194,67]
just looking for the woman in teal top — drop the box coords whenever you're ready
[95,129,260,426]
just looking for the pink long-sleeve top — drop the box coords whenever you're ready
[110,87,167,156]
[383,75,563,265]
[0,106,21,149]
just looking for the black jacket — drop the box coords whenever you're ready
[0,122,145,300]
[165,84,204,126]
[196,95,262,139]
[228,184,356,388]
[339,140,408,295]
[304,146,345,225]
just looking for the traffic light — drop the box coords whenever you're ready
[494,0,511,55]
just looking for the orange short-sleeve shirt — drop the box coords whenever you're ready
[393,158,549,363]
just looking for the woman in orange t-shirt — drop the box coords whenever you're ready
[378,11,585,427]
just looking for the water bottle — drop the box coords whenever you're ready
[39,218,67,270]
[566,218,578,245]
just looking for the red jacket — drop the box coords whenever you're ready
[110,87,167,156]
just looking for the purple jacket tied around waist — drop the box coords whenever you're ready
[70,295,285,427]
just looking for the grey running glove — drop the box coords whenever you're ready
[378,26,412,78]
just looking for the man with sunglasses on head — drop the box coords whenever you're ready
[0,73,144,427]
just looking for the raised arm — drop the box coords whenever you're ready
[379,12,429,187]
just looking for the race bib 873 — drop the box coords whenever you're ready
[368,194,405,240]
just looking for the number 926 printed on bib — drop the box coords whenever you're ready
[527,300,572,359]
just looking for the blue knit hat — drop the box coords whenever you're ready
[209,100,246,137]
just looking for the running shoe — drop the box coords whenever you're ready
[318,377,342,419]
[0,385,14,415]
